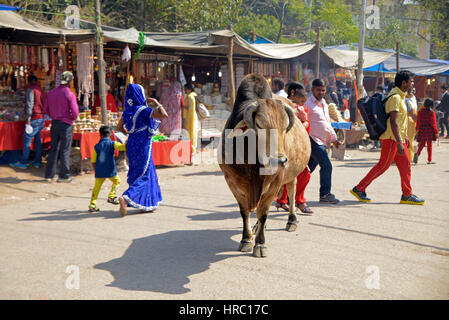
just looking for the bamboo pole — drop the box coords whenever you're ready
[94,0,107,125]
[228,37,236,110]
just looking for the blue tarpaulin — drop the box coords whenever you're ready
[0,4,22,11]
[363,63,393,73]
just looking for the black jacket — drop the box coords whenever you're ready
[439,91,449,113]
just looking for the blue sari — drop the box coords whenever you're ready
[122,84,162,211]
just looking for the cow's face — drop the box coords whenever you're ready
[227,98,295,168]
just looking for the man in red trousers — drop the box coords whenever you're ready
[350,70,425,205]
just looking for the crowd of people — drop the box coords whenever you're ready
[7,69,446,216]
[272,71,446,213]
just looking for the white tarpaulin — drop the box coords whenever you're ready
[323,44,449,75]
[0,11,93,39]
[104,28,163,47]
[323,46,394,69]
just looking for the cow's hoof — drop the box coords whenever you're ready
[252,244,267,258]
[238,240,253,252]
[286,222,297,232]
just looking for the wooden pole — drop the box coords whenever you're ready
[315,25,320,79]
[228,37,236,110]
[94,0,107,125]
[357,0,366,98]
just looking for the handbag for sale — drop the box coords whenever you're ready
[194,96,210,121]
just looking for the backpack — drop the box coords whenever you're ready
[357,92,397,140]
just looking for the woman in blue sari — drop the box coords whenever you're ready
[117,83,168,216]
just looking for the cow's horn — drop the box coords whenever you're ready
[243,101,258,129]
[283,103,295,132]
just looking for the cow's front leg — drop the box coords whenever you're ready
[253,204,269,258]
[285,180,298,232]
[238,202,253,252]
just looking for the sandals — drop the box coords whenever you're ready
[296,204,313,214]
[273,201,290,212]
[88,204,100,212]
[107,197,120,205]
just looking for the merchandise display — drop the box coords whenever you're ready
[73,110,121,133]
[0,89,25,121]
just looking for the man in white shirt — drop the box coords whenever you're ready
[272,77,288,98]
[305,79,341,204]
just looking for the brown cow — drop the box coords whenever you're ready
[218,73,311,257]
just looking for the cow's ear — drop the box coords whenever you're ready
[227,120,249,139]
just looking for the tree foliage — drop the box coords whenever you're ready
[234,0,358,45]
[2,0,447,59]
[414,0,449,60]
[3,0,242,32]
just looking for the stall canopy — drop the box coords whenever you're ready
[104,28,323,61]
[382,53,449,76]
[142,29,342,67]
[322,44,395,69]
[426,59,449,76]
[324,44,449,76]
[0,11,94,43]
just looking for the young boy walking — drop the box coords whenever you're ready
[89,125,126,212]
[413,98,439,165]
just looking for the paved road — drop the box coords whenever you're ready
[1,141,448,299]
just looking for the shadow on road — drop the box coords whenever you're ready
[182,171,223,177]
[94,229,241,294]
[0,176,44,184]
[18,209,129,221]
[310,223,449,252]
[336,161,379,168]
[187,210,240,221]
[217,203,239,208]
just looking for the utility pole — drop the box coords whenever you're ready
[315,25,320,79]
[306,0,312,41]
[94,0,107,125]
[357,0,367,99]
[396,41,400,72]
[141,0,146,31]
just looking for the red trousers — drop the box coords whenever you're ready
[276,167,311,205]
[357,139,412,196]
[417,140,432,162]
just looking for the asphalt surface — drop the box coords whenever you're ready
[1,140,448,299]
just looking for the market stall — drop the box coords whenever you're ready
[152,139,191,166]
[0,11,99,162]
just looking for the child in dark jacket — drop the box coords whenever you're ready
[89,125,126,212]
[413,98,439,165]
